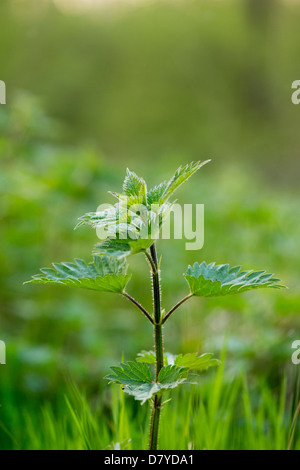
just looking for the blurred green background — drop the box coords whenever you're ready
[0,0,300,449]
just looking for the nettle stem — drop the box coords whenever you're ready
[148,243,164,450]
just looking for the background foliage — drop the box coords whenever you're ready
[0,0,299,449]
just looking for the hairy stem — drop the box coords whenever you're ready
[148,243,164,450]
[122,292,153,324]
[162,293,193,324]
[148,393,162,450]
[145,250,156,273]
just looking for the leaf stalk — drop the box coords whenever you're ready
[122,292,153,324]
[162,293,193,324]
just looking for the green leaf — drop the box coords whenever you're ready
[157,160,210,205]
[122,168,147,203]
[105,362,152,386]
[184,262,284,297]
[24,255,130,293]
[174,352,220,371]
[136,350,156,364]
[147,182,168,206]
[157,365,185,384]
[94,239,132,258]
[75,207,120,230]
[105,362,190,404]
[94,237,154,259]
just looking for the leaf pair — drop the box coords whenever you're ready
[105,352,220,404]
[105,362,190,404]
[25,258,283,299]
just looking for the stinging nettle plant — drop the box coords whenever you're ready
[25,161,284,450]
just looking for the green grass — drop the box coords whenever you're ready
[2,360,299,450]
